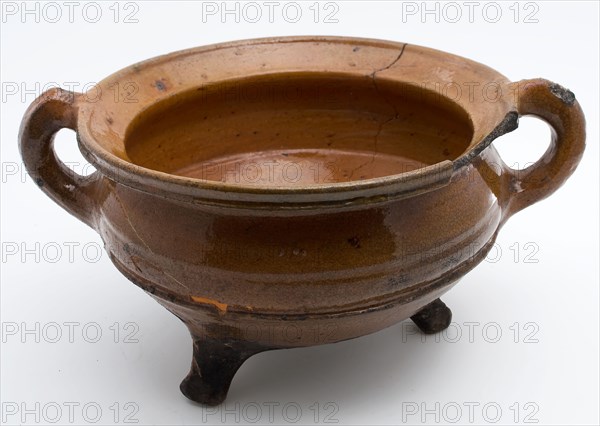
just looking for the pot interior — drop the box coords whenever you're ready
[124,73,473,186]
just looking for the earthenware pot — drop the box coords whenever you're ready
[20,36,585,405]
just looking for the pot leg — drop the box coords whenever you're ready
[180,336,265,406]
[410,298,452,334]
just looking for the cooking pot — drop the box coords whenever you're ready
[20,36,585,405]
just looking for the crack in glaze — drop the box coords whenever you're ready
[349,44,407,179]
[371,43,407,76]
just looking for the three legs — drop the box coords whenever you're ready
[410,298,452,334]
[180,337,266,406]
[180,298,452,405]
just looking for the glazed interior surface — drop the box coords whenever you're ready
[125,73,473,186]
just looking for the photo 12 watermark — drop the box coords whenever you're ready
[1,81,139,104]
[401,320,541,344]
[1,401,140,424]
[400,401,540,424]
[1,321,141,344]
[400,1,540,24]
[200,401,340,424]
[1,1,140,24]
[200,1,340,24]
[0,238,542,267]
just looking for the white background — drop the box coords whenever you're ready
[1,1,598,425]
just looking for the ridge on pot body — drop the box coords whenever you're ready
[19,37,585,401]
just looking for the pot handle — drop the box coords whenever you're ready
[19,88,98,228]
[504,78,586,216]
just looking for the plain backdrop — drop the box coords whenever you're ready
[1,1,598,425]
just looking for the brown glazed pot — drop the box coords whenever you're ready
[20,37,585,405]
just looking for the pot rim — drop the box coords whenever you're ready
[76,36,517,207]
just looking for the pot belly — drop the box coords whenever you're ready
[152,276,460,347]
[96,163,501,317]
